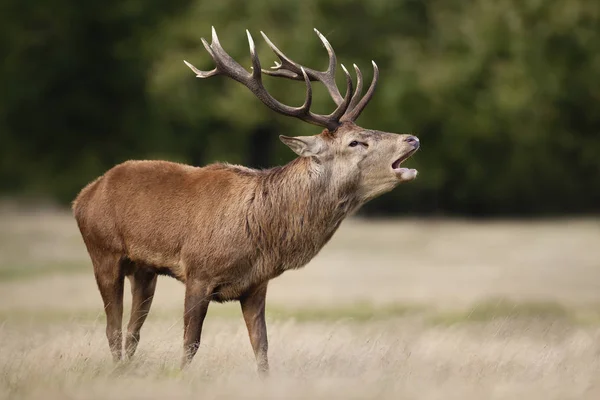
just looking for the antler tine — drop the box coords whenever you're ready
[183,37,220,78]
[313,28,338,78]
[342,61,379,123]
[298,68,313,112]
[260,29,344,106]
[346,64,364,113]
[328,64,353,121]
[183,59,219,78]
[247,29,262,80]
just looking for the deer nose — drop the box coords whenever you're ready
[404,135,420,148]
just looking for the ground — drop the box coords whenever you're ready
[0,205,599,399]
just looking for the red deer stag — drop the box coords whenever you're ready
[72,27,420,376]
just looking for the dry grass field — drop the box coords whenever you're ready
[1,205,600,399]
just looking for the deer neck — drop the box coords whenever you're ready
[278,156,359,223]
[249,157,360,272]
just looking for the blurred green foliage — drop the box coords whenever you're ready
[1,0,599,215]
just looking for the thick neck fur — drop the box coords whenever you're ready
[244,156,360,274]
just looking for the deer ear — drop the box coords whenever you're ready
[279,135,324,157]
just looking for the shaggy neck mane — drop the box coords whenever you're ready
[243,156,360,272]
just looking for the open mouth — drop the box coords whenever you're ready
[391,148,417,170]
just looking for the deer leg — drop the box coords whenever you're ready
[240,282,269,377]
[125,267,157,359]
[181,279,212,368]
[92,253,125,363]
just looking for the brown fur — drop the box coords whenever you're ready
[73,122,419,374]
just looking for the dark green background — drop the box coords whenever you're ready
[1,0,598,216]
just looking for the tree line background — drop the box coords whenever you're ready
[1,0,598,216]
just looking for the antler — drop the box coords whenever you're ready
[260,28,379,123]
[184,27,354,131]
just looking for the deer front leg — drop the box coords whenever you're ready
[181,279,212,369]
[240,282,269,377]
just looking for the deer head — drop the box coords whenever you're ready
[184,28,419,203]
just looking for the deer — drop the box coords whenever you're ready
[72,27,420,376]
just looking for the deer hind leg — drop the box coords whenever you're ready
[92,253,125,362]
[125,267,157,359]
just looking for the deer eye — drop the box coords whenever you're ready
[349,141,359,147]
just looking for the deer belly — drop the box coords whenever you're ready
[126,244,186,280]
[211,280,252,303]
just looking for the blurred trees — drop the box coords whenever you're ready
[0,0,194,200]
[1,0,599,216]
